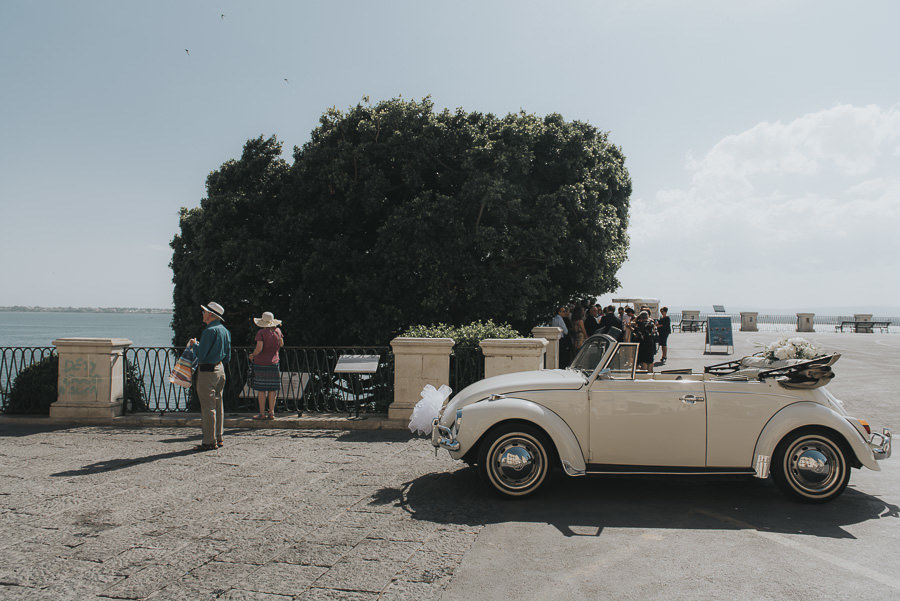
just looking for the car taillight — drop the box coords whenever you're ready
[858,419,871,435]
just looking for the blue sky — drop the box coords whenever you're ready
[2,1,899,312]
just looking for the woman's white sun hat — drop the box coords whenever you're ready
[201,301,226,321]
[253,311,282,328]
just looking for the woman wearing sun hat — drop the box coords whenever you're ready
[248,311,284,419]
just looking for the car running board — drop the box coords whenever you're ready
[584,465,757,476]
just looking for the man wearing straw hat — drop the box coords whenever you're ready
[189,301,231,451]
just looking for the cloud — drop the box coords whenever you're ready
[620,104,900,308]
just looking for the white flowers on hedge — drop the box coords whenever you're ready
[763,337,820,361]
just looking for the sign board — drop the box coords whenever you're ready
[713,305,726,313]
[705,316,734,353]
[334,354,380,374]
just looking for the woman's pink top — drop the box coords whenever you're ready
[253,328,283,365]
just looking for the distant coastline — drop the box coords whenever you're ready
[0,306,172,314]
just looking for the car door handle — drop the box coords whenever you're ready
[680,394,705,405]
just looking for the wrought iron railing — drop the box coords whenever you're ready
[450,347,484,394]
[123,346,394,415]
[669,313,898,332]
[0,347,57,413]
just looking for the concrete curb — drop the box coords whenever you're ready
[0,412,410,431]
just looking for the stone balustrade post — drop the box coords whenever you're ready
[740,312,758,332]
[480,338,548,378]
[854,313,874,333]
[389,337,454,422]
[796,313,815,333]
[531,326,563,369]
[50,338,132,420]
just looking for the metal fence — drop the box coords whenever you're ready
[450,347,485,394]
[0,347,57,413]
[670,313,899,333]
[123,346,394,415]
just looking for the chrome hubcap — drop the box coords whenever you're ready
[489,434,545,492]
[499,445,534,479]
[786,437,841,494]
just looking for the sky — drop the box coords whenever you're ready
[2,0,899,314]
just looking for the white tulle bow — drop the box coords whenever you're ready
[408,384,453,436]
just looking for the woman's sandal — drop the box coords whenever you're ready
[192,443,217,452]
[266,413,275,420]
[252,414,265,420]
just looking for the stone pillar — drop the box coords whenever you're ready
[854,313,873,333]
[531,326,563,369]
[389,337,454,422]
[740,312,758,332]
[50,338,132,420]
[480,338,548,378]
[796,313,815,333]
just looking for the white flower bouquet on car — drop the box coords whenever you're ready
[762,337,821,361]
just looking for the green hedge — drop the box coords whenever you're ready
[401,320,521,349]
[5,355,59,414]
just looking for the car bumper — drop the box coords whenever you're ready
[431,411,462,452]
[870,428,892,460]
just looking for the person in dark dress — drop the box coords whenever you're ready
[657,306,671,363]
[585,305,601,337]
[632,311,657,372]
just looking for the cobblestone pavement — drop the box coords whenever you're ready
[0,425,491,600]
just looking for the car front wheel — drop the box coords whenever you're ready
[478,424,551,498]
[772,429,851,503]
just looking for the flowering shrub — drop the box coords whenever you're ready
[402,320,520,349]
[762,337,820,361]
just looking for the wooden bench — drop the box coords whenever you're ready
[862,321,891,333]
[680,319,704,332]
[836,321,892,333]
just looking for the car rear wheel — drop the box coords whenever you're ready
[772,429,851,503]
[478,423,551,498]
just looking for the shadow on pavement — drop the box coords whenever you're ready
[50,448,203,477]
[372,466,900,540]
[0,423,74,437]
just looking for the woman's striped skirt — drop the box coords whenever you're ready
[251,363,281,392]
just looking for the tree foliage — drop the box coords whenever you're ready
[171,98,630,346]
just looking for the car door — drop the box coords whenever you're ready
[588,345,707,467]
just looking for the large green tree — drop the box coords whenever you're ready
[170,135,289,346]
[171,98,630,346]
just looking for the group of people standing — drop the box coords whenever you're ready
[552,303,671,371]
[187,302,285,452]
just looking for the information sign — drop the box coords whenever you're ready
[705,316,734,354]
[334,355,380,374]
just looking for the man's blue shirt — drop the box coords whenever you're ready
[195,319,231,364]
[551,314,568,335]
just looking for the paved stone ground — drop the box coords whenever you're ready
[1,330,898,601]
[0,425,484,600]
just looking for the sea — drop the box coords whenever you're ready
[0,312,175,348]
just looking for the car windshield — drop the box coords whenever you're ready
[569,336,612,373]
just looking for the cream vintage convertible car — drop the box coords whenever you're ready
[431,334,891,502]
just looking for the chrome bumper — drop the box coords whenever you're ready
[430,411,461,452]
[870,427,892,460]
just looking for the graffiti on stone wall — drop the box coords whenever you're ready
[59,357,101,398]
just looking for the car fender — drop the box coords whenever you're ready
[753,401,878,476]
[455,397,587,476]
